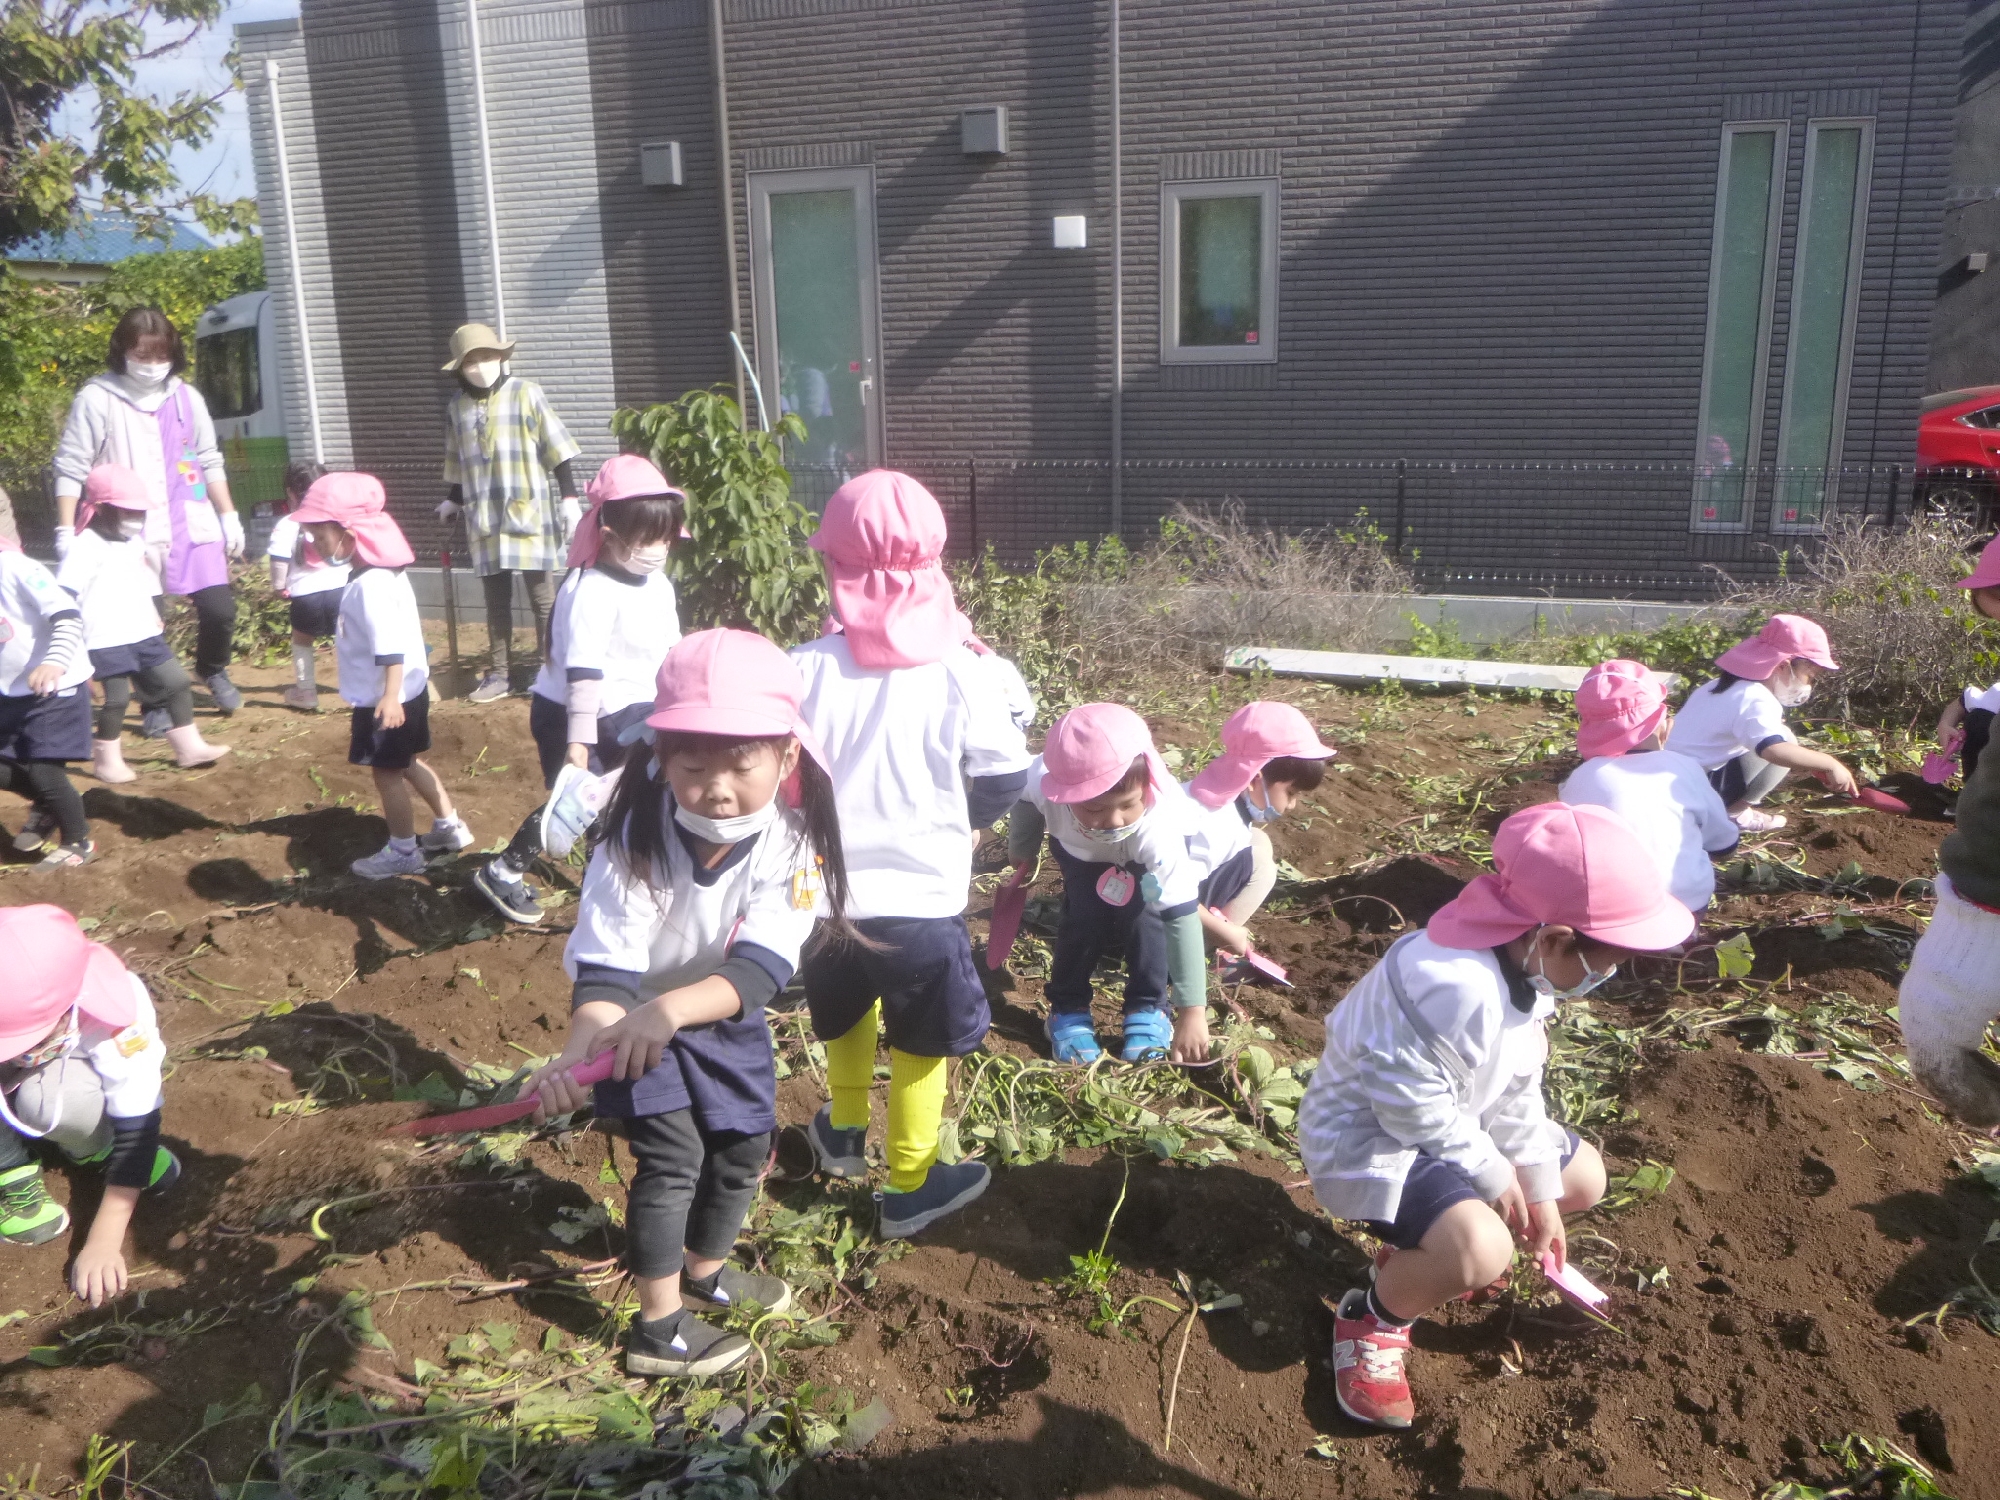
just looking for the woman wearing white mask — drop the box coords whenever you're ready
[1663,613,1858,833]
[52,308,248,718]
[436,324,585,704]
[473,456,684,926]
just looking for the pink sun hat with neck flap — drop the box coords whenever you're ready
[1040,702,1173,805]
[1714,613,1838,681]
[1958,539,2000,592]
[1428,801,1694,953]
[1575,659,1670,759]
[645,628,825,770]
[1186,701,1335,810]
[810,469,978,671]
[0,905,139,1062]
[292,472,415,568]
[567,454,689,569]
[75,463,162,532]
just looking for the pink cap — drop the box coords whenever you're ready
[0,905,139,1062]
[1428,802,1694,952]
[1040,702,1171,805]
[810,469,975,671]
[1713,613,1838,680]
[292,472,415,568]
[646,628,825,769]
[74,463,160,533]
[1185,701,1335,809]
[1575,659,1670,759]
[568,455,689,569]
[1959,542,2000,592]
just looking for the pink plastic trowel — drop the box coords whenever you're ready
[1540,1252,1615,1324]
[387,1050,621,1136]
[985,871,1029,972]
[1923,727,1966,785]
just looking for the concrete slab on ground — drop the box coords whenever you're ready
[1226,645,1682,693]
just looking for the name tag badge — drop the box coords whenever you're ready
[0,615,13,643]
[1095,866,1137,907]
[791,857,824,910]
[113,1026,149,1058]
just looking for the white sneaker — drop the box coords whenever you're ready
[351,842,425,880]
[1731,807,1787,832]
[468,671,510,704]
[418,815,475,853]
[540,763,617,859]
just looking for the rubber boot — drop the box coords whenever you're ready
[91,738,138,784]
[164,724,230,769]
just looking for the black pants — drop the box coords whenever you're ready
[0,760,87,844]
[624,1110,769,1280]
[1046,842,1169,1019]
[1966,709,1994,784]
[185,584,237,681]
[98,661,194,739]
[480,570,555,675]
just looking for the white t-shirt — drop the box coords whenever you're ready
[793,635,1034,920]
[1560,749,1739,912]
[1183,786,1255,876]
[1022,758,1206,913]
[267,515,351,598]
[1963,681,2000,715]
[970,651,1036,731]
[1664,676,1794,770]
[531,565,681,716]
[334,566,429,706]
[55,528,164,650]
[0,973,165,1139]
[0,551,92,696]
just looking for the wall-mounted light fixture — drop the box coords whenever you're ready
[961,105,1009,156]
[1957,251,1991,275]
[1053,215,1087,249]
[641,141,684,188]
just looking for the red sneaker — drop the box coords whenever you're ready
[1372,1244,1509,1304]
[1333,1287,1415,1429]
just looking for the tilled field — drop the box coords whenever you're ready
[0,661,1994,1500]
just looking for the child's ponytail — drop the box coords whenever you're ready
[789,749,861,942]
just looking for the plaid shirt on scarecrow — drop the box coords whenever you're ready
[442,376,582,575]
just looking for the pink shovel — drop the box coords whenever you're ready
[387,1050,621,1136]
[1541,1252,1615,1325]
[985,870,1029,972]
[1922,727,1965,786]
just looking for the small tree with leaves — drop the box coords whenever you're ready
[610,388,827,644]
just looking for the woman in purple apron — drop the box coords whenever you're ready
[53,308,247,717]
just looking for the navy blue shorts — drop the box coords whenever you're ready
[88,635,173,679]
[348,690,431,770]
[288,589,344,639]
[0,688,92,763]
[802,914,991,1057]
[1366,1129,1583,1250]
[1198,845,1256,912]
[528,692,651,786]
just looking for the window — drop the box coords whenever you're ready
[1160,178,1278,363]
[1772,120,1873,532]
[1963,405,2000,430]
[1691,124,1786,531]
[194,327,261,420]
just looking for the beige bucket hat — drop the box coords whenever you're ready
[442,322,516,372]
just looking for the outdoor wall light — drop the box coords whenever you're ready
[962,105,1008,155]
[640,141,684,188]
[1053,215,1087,249]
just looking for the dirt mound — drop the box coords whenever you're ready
[208,1103,434,1229]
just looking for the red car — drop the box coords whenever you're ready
[1916,385,2000,525]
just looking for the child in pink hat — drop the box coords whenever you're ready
[791,470,1033,1240]
[473,455,687,926]
[1298,802,1692,1429]
[0,905,181,1304]
[1183,700,1336,959]
[1663,613,1857,831]
[1006,702,1213,1064]
[0,507,97,867]
[55,463,231,790]
[525,629,856,1380]
[294,472,474,879]
[1559,660,1738,912]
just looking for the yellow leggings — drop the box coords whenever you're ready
[823,1001,946,1193]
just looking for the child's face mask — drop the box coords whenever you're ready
[116,512,147,540]
[1074,779,1149,842]
[618,542,669,575]
[1527,928,1618,1001]
[1770,662,1813,708]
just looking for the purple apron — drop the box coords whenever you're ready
[157,388,228,597]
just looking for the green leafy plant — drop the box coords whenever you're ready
[610,388,826,643]
[1763,1434,1952,1500]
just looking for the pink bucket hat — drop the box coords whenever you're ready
[1186,701,1335,809]
[1428,802,1694,953]
[1958,541,2000,592]
[810,469,975,671]
[292,472,416,568]
[75,463,161,532]
[0,905,139,1062]
[645,628,825,770]
[1714,613,1838,680]
[567,454,688,569]
[1040,702,1173,805]
[1575,660,1670,759]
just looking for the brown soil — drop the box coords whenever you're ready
[1,667,1993,1500]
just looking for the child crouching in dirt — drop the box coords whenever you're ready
[0,527,96,868]
[1559,660,1737,914]
[1007,703,1212,1064]
[1183,701,1335,959]
[292,472,474,880]
[527,629,852,1378]
[1299,802,1693,1429]
[1663,613,1857,832]
[267,460,345,711]
[0,905,181,1304]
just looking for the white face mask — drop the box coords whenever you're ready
[126,360,171,389]
[620,544,669,575]
[117,515,147,540]
[1077,813,1143,845]
[674,797,778,845]
[1770,668,1813,708]
[461,357,504,390]
[1526,930,1618,1002]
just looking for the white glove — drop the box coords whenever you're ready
[559,495,582,543]
[436,498,463,523]
[220,510,246,559]
[53,525,73,560]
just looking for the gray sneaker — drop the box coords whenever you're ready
[808,1104,869,1179]
[624,1310,753,1378]
[877,1160,991,1239]
[139,705,172,739]
[205,673,243,714]
[468,670,510,704]
[682,1263,793,1316]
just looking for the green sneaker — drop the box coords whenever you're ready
[70,1144,181,1193]
[0,1164,69,1246]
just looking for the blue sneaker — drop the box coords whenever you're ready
[808,1104,869,1179]
[1045,1012,1103,1064]
[1119,1009,1172,1062]
[876,1160,991,1239]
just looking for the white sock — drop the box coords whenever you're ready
[292,643,314,687]
[432,814,459,831]
[486,857,523,884]
[390,835,419,854]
